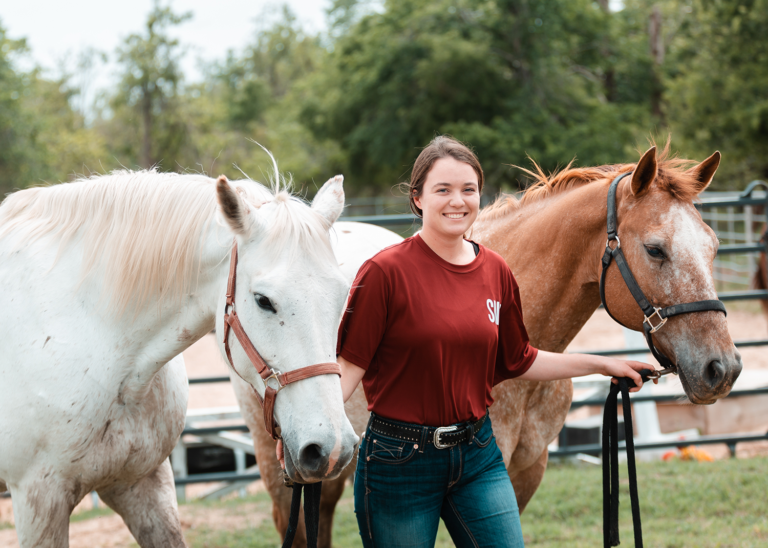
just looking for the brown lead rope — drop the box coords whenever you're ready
[603,369,653,548]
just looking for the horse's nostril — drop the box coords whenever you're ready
[704,359,726,390]
[298,443,326,473]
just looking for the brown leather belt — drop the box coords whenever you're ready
[222,240,341,440]
[368,411,488,449]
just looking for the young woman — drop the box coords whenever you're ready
[289,136,648,547]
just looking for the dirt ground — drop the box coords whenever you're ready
[1,307,767,546]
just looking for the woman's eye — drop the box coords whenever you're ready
[645,246,664,259]
[255,294,277,313]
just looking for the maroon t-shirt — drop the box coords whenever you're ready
[337,233,538,426]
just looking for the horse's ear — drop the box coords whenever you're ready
[630,146,658,197]
[312,175,345,228]
[687,151,721,194]
[216,175,254,236]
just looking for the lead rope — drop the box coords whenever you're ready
[282,481,323,548]
[602,369,652,547]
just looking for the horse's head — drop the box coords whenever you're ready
[214,174,357,482]
[602,145,742,404]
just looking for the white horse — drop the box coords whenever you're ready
[0,169,358,547]
[231,220,403,545]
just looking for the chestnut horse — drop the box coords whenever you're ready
[236,144,743,546]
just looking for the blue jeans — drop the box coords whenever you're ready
[354,414,525,548]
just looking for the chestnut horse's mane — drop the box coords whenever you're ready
[478,141,703,222]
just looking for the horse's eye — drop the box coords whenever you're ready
[645,246,664,259]
[255,294,277,313]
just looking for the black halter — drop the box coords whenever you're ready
[598,172,727,376]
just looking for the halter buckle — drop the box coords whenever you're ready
[644,308,668,333]
[264,369,285,393]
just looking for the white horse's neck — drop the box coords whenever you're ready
[114,222,233,403]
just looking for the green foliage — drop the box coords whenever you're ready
[0,24,46,195]
[0,21,106,196]
[667,0,768,186]
[1,0,767,197]
[301,0,655,193]
[107,0,192,169]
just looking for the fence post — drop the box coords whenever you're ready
[171,440,187,502]
[234,449,247,498]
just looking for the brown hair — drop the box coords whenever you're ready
[407,136,484,217]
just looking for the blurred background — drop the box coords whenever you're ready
[0,0,765,201]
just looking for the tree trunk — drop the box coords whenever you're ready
[141,84,153,168]
[649,5,665,123]
[598,0,616,103]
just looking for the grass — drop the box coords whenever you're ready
[1,456,750,545]
[180,457,768,547]
[69,506,116,523]
[523,457,768,547]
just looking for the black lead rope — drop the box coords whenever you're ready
[602,369,653,548]
[282,481,323,548]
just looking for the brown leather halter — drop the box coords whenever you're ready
[221,240,342,440]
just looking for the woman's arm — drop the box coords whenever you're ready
[340,355,366,402]
[518,350,652,392]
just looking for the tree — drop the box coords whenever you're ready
[301,0,654,195]
[0,20,105,195]
[111,1,191,168]
[666,0,768,185]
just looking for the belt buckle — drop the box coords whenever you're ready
[433,425,458,449]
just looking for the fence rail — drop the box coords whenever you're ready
[177,185,768,489]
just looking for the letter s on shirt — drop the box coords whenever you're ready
[487,299,501,325]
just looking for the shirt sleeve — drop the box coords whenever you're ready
[336,259,390,370]
[493,265,538,385]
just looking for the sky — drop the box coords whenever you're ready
[0,0,330,84]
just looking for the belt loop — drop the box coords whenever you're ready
[418,426,428,453]
[466,423,475,445]
[365,413,375,440]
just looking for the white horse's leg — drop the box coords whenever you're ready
[11,477,81,548]
[97,459,186,548]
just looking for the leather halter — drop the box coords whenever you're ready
[599,172,727,376]
[221,240,341,440]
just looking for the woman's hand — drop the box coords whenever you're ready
[602,358,658,392]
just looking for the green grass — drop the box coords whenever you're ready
[523,458,768,547]
[2,457,757,545]
[69,506,115,523]
[181,457,768,547]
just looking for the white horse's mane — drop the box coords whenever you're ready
[0,169,333,314]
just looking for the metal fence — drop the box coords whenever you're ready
[177,182,768,487]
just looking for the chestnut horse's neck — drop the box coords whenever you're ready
[473,181,611,352]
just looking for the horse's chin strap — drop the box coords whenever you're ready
[598,172,727,377]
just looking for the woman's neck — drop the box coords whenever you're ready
[419,226,476,265]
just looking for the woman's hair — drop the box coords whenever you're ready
[407,136,484,217]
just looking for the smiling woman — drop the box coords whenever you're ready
[327,135,651,548]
